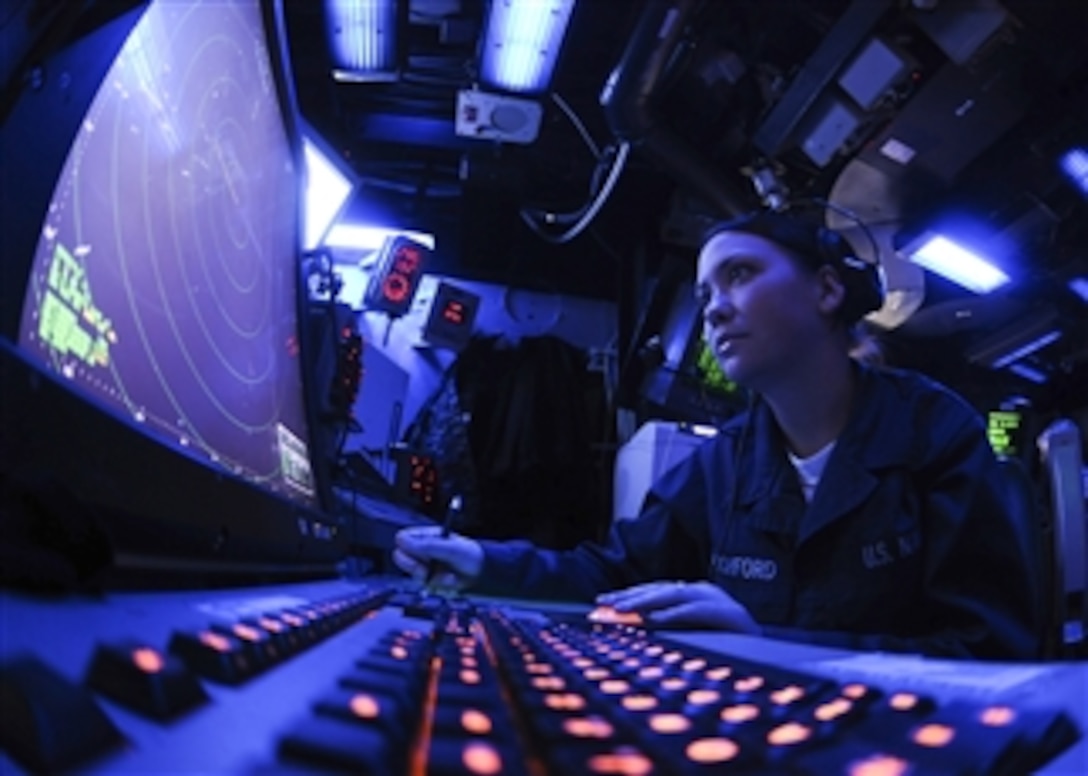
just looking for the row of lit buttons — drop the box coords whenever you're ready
[166,591,391,685]
[480,612,1036,775]
[83,588,394,724]
[277,603,531,775]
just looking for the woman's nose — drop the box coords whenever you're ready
[702,290,733,325]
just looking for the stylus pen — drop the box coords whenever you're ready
[425,494,462,590]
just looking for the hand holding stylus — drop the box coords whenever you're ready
[425,494,461,590]
[393,496,483,592]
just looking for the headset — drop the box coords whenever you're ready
[701,205,885,325]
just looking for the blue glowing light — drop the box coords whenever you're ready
[903,234,1010,294]
[1068,276,1088,304]
[480,0,576,94]
[1060,148,1088,195]
[302,136,354,251]
[326,0,399,81]
[1007,362,1048,384]
[991,330,1062,369]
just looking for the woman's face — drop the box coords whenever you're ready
[696,230,841,392]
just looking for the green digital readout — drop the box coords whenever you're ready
[277,423,315,496]
[37,243,117,366]
[988,410,1022,458]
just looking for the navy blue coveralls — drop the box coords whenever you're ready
[474,365,1040,661]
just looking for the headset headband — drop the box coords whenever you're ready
[702,209,884,323]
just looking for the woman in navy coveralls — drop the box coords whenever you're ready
[394,211,1039,661]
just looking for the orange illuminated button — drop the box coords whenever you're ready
[543,693,587,711]
[599,679,631,694]
[255,615,285,634]
[348,693,381,720]
[686,737,741,765]
[209,622,277,668]
[277,714,396,773]
[767,721,813,747]
[814,697,855,723]
[660,677,687,691]
[648,713,690,734]
[167,629,253,684]
[249,615,302,654]
[461,709,493,735]
[912,723,955,748]
[585,747,655,775]
[979,705,1016,727]
[462,741,504,775]
[733,675,765,693]
[85,640,208,719]
[706,666,733,681]
[132,647,164,674]
[769,685,806,706]
[313,688,408,738]
[841,683,880,704]
[686,688,720,706]
[621,694,658,712]
[587,606,644,626]
[564,716,616,738]
[721,704,761,724]
[847,753,913,776]
[340,663,425,711]
[531,675,566,691]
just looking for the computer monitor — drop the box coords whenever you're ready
[637,271,744,425]
[0,0,345,584]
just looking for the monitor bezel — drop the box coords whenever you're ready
[0,0,348,586]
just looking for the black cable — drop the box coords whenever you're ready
[790,195,883,268]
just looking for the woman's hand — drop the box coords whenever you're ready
[596,581,761,634]
[393,526,484,592]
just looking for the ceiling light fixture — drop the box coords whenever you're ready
[302,133,355,251]
[1007,362,1048,384]
[966,308,1063,370]
[1060,147,1088,196]
[898,233,1010,293]
[480,0,576,94]
[1068,276,1088,304]
[326,0,402,82]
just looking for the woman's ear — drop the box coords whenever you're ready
[814,265,848,318]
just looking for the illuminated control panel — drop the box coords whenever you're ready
[422,281,480,351]
[362,236,429,317]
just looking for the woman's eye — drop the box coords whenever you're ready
[725,264,750,283]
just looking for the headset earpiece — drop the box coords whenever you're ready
[701,208,885,323]
[813,225,884,323]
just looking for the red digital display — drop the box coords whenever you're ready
[442,300,466,324]
[363,236,428,317]
[382,273,411,304]
[423,281,479,350]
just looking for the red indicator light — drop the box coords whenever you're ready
[443,301,465,324]
[382,273,411,303]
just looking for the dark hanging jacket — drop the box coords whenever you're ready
[473,364,1040,661]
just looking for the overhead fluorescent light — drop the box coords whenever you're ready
[900,233,1010,293]
[326,0,401,82]
[1068,276,1088,304]
[990,329,1062,369]
[1060,148,1088,196]
[480,0,576,94]
[324,223,435,252]
[1008,362,1048,384]
[966,308,1063,369]
[302,135,355,251]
